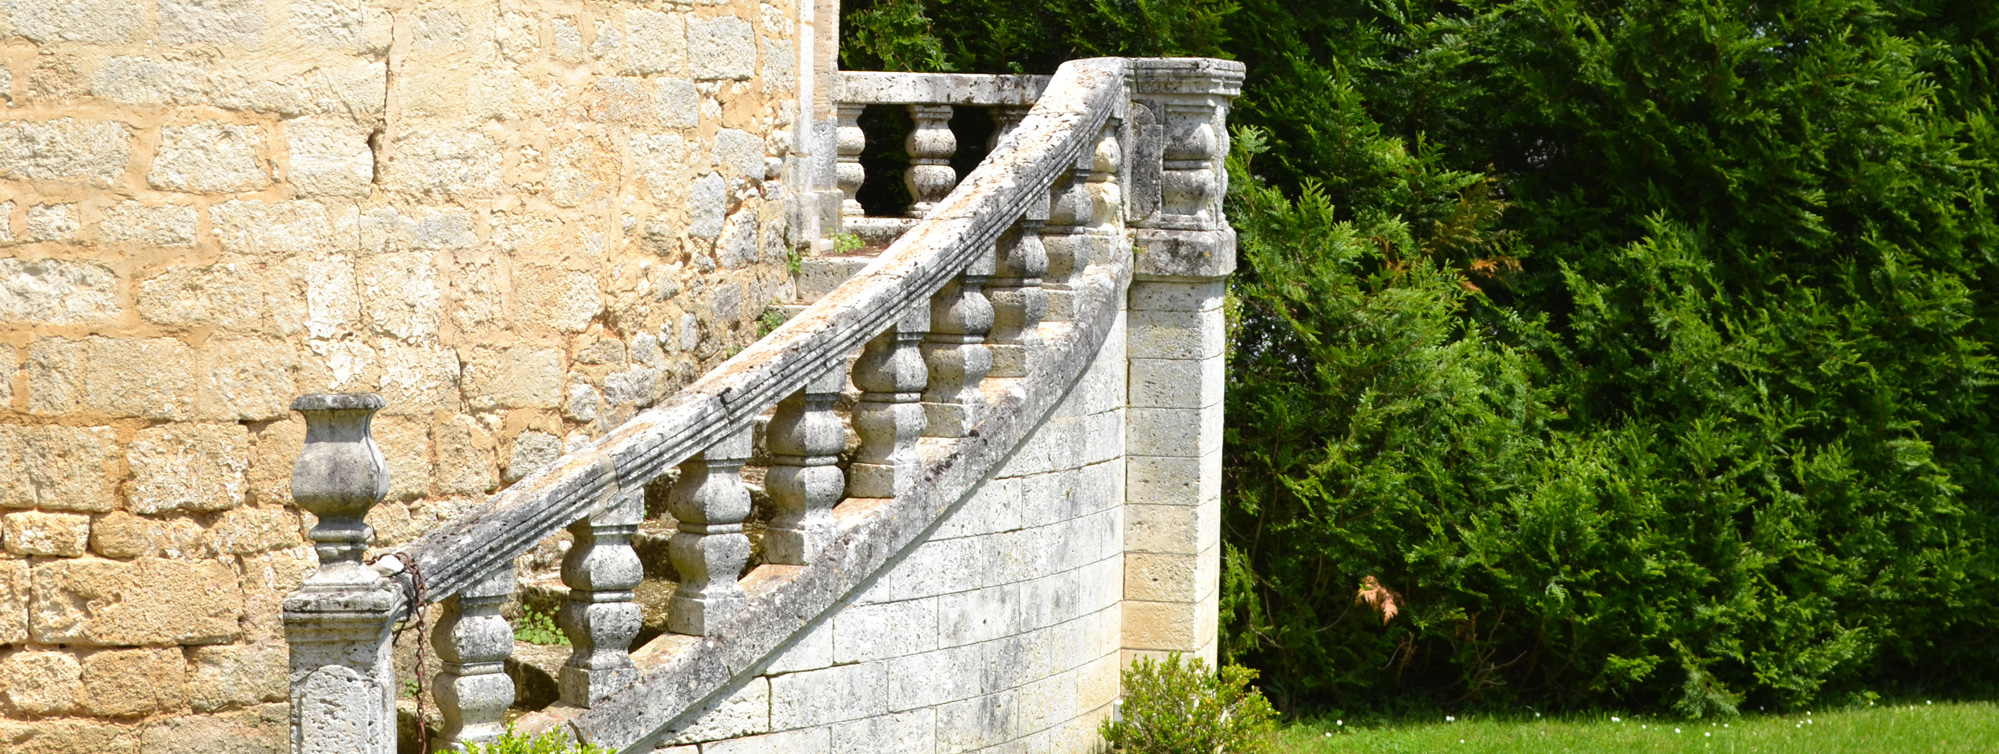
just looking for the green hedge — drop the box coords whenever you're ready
[842,0,1999,714]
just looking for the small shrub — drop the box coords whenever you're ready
[467,726,612,754]
[1101,653,1277,754]
[514,606,568,646]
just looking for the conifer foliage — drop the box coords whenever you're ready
[843,0,1999,713]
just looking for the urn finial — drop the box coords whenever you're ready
[290,392,391,588]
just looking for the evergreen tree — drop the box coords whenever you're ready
[844,0,1999,713]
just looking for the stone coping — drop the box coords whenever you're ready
[837,71,1052,106]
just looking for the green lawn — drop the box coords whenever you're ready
[1275,701,1999,753]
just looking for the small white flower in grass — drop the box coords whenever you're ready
[1706,732,1711,737]
[1337,721,1343,726]
[1446,716,1455,722]
[1675,728,1682,733]
[1611,717,1621,723]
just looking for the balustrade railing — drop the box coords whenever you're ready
[282,57,1239,754]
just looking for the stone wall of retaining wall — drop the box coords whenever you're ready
[647,310,1130,754]
[0,1,805,750]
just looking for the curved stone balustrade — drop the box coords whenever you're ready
[283,56,1242,754]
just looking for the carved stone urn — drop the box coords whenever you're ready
[290,392,391,590]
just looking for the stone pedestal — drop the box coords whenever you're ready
[1121,59,1242,667]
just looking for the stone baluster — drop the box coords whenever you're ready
[283,393,401,754]
[988,105,1032,151]
[666,428,754,635]
[1040,164,1092,321]
[558,485,643,707]
[923,249,996,437]
[987,205,1049,378]
[905,104,958,217]
[432,564,515,751]
[836,103,867,217]
[765,365,848,564]
[849,308,930,498]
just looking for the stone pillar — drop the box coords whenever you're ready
[765,365,849,563]
[1121,59,1242,667]
[849,307,931,498]
[432,564,516,751]
[282,393,403,754]
[559,485,645,706]
[905,104,958,217]
[666,429,755,635]
[836,103,867,218]
[922,249,996,437]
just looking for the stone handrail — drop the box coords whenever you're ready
[283,56,1241,754]
[403,58,1123,606]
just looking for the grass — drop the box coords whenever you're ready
[1275,701,1999,753]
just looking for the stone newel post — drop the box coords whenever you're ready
[1122,59,1243,667]
[283,393,403,754]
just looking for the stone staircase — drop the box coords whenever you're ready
[286,57,1241,754]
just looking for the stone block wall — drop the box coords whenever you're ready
[0,1,803,750]
[651,311,1130,754]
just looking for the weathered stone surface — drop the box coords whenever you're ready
[0,648,81,715]
[211,199,338,256]
[6,0,141,43]
[236,546,312,644]
[689,16,755,81]
[0,424,117,512]
[770,663,888,730]
[506,430,562,483]
[212,506,301,556]
[713,129,764,180]
[139,263,292,334]
[26,203,78,241]
[159,0,266,47]
[688,173,727,239]
[100,200,198,246]
[0,560,26,644]
[633,133,688,202]
[290,0,381,51]
[200,337,299,421]
[831,708,934,754]
[434,415,498,496]
[390,127,502,196]
[0,258,120,325]
[150,123,272,193]
[462,346,563,410]
[516,266,603,332]
[80,647,187,717]
[187,643,288,712]
[0,717,140,754]
[659,78,700,127]
[0,119,132,185]
[140,702,288,754]
[29,557,243,646]
[357,253,443,342]
[89,512,147,560]
[127,423,251,514]
[623,8,687,75]
[3,510,90,556]
[91,57,206,107]
[285,117,375,197]
[663,677,770,744]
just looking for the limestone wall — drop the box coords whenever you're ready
[649,309,1129,754]
[0,1,803,750]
